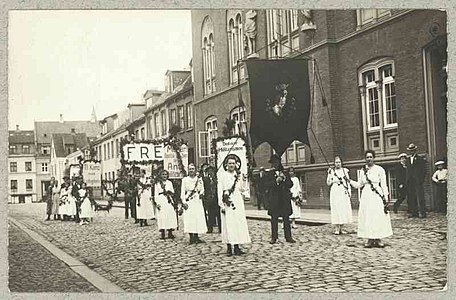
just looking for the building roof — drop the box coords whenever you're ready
[8,130,35,144]
[35,121,102,144]
[51,133,90,158]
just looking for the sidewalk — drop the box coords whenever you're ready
[101,200,358,225]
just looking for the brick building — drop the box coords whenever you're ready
[190,9,447,210]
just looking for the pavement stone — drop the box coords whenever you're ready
[8,203,447,293]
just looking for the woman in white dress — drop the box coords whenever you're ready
[59,181,71,220]
[136,173,155,227]
[180,163,207,244]
[349,150,393,248]
[154,169,177,240]
[289,167,302,229]
[218,154,251,256]
[78,183,93,225]
[327,156,353,235]
[51,179,61,220]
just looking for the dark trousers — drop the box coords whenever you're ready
[207,204,221,232]
[124,197,130,218]
[271,215,291,240]
[74,202,80,222]
[257,193,266,209]
[407,180,426,216]
[393,187,408,211]
[435,183,447,213]
[124,196,137,219]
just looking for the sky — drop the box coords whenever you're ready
[8,10,193,130]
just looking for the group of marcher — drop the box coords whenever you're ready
[323,143,447,248]
[45,175,94,225]
[45,142,447,253]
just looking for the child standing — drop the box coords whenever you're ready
[78,183,93,225]
[432,160,448,214]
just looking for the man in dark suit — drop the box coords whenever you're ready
[406,143,427,218]
[254,167,268,210]
[392,153,408,213]
[266,154,295,244]
[71,176,83,223]
[202,166,220,233]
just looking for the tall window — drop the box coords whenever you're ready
[103,144,107,161]
[266,10,300,58]
[230,106,247,135]
[227,12,245,83]
[107,143,111,160]
[25,162,32,172]
[41,163,48,173]
[357,9,391,27]
[300,174,308,199]
[387,169,398,202]
[199,116,218,158]
[98,146,102,161]
[10,162,17,172]
[22,145,30,154]
[116,139,119,157]
[170,108,177,128]
[11,180,18,192]
[26,179,33,192]
[202,16,216,95]
[140,128,145,140]
[111,141,114,158]
[186,103,193,129]
[178,106,185,130]
[154,113,160,138]
[161,110,167,136]
[359,59,398,155]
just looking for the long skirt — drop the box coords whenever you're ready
[51,195,60,215]
[64,195,77,217]
[220,191,251,245]
[137,190,155,220]
[357,189,393,239]
[290,198,301,219]
[79,198,93,219]
[155,195,177,230]
[182,196,207,234]
[330,184,353,224]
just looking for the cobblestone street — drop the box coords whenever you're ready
[8,221,99,293]
[9,203,447,293]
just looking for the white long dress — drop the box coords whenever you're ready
[136,184,155,220]
[290,177,302,219]
[65,190,77,217]
[59,187,70,216]
[79,189,93,219]
[181,176,207,234]
[154,180,177,230]
[351,165,393,239]
[218,171,251,245]
[327,168,353,224]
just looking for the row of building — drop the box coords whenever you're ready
[9,9,447,211]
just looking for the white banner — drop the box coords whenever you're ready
[164,144,188,179]
[216,137,248,178]
[69,164,81,179]
[123,143,165,162]
[83,161,102,187]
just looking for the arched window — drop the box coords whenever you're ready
[227,12,245,84]
[202,17,216,95]
[358,58,398,155]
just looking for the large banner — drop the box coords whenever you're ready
[83,161,102,187]
[122,143,165,163]
[216,137,248,178]
[164,144,188,179]
[245,58,312,156]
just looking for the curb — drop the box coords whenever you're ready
[9,217,125,293]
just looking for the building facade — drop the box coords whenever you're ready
[190,9,447,209]
[144,69,196,164]
[34,115,101,201]
[8,128,38,203]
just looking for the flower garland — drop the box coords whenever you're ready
[363,166,389,214]
[222,171,240,211]
[329,168,351,197]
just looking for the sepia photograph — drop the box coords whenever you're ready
[5,5,449,296]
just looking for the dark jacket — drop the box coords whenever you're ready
[265,168,293,217]
[202,175,218,208]
[406,154,426,184]
[395,163,407,189]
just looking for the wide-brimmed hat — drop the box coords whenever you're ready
[63,175,70,180]
[269,154,281,163]
[398,153,407,158]
[435,160,445,166]
[406,143,418,151]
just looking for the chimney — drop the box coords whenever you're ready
[59,114,64,123]
[15,125,19,131]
